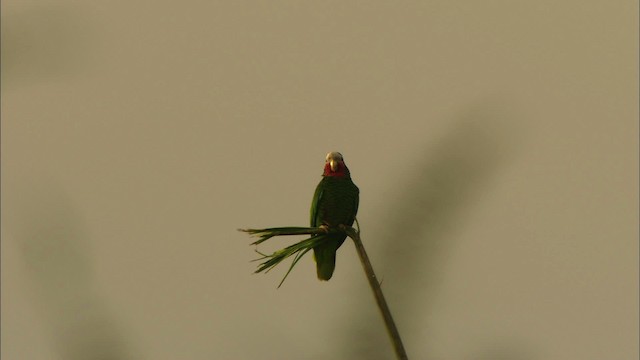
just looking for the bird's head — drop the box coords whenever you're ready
[323,152,350,177]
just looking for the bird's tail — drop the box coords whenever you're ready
[313,240,340,281]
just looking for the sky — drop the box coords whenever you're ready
[2,1,638,359]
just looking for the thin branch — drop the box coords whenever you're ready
[343,226,409,360]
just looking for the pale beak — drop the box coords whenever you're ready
[330,159,338,171]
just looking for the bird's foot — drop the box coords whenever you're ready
[319,225,330,233]
[338,224,358,237]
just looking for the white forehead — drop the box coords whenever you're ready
[325,152,344,161]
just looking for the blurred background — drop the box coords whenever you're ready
[2,1,637,359]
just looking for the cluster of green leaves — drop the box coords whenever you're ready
[241,226,331,287]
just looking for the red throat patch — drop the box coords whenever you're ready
[323,162,350,177]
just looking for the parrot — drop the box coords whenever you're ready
[310,152,360,280]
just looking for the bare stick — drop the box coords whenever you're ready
[343,227,409,360]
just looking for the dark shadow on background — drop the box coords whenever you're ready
[1,4,95,91]
[10,180,132,360]
[342,105,531,359]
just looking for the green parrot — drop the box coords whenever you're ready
[311,152,359,280]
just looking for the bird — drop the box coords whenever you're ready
[310,152,359,280]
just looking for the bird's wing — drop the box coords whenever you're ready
[352,185,360,224]
[310,178,325,227]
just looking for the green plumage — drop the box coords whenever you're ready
[311,175,359,280]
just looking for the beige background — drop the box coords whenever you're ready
[2,1,637,359]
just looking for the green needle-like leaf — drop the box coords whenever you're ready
[240,226,337,286]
